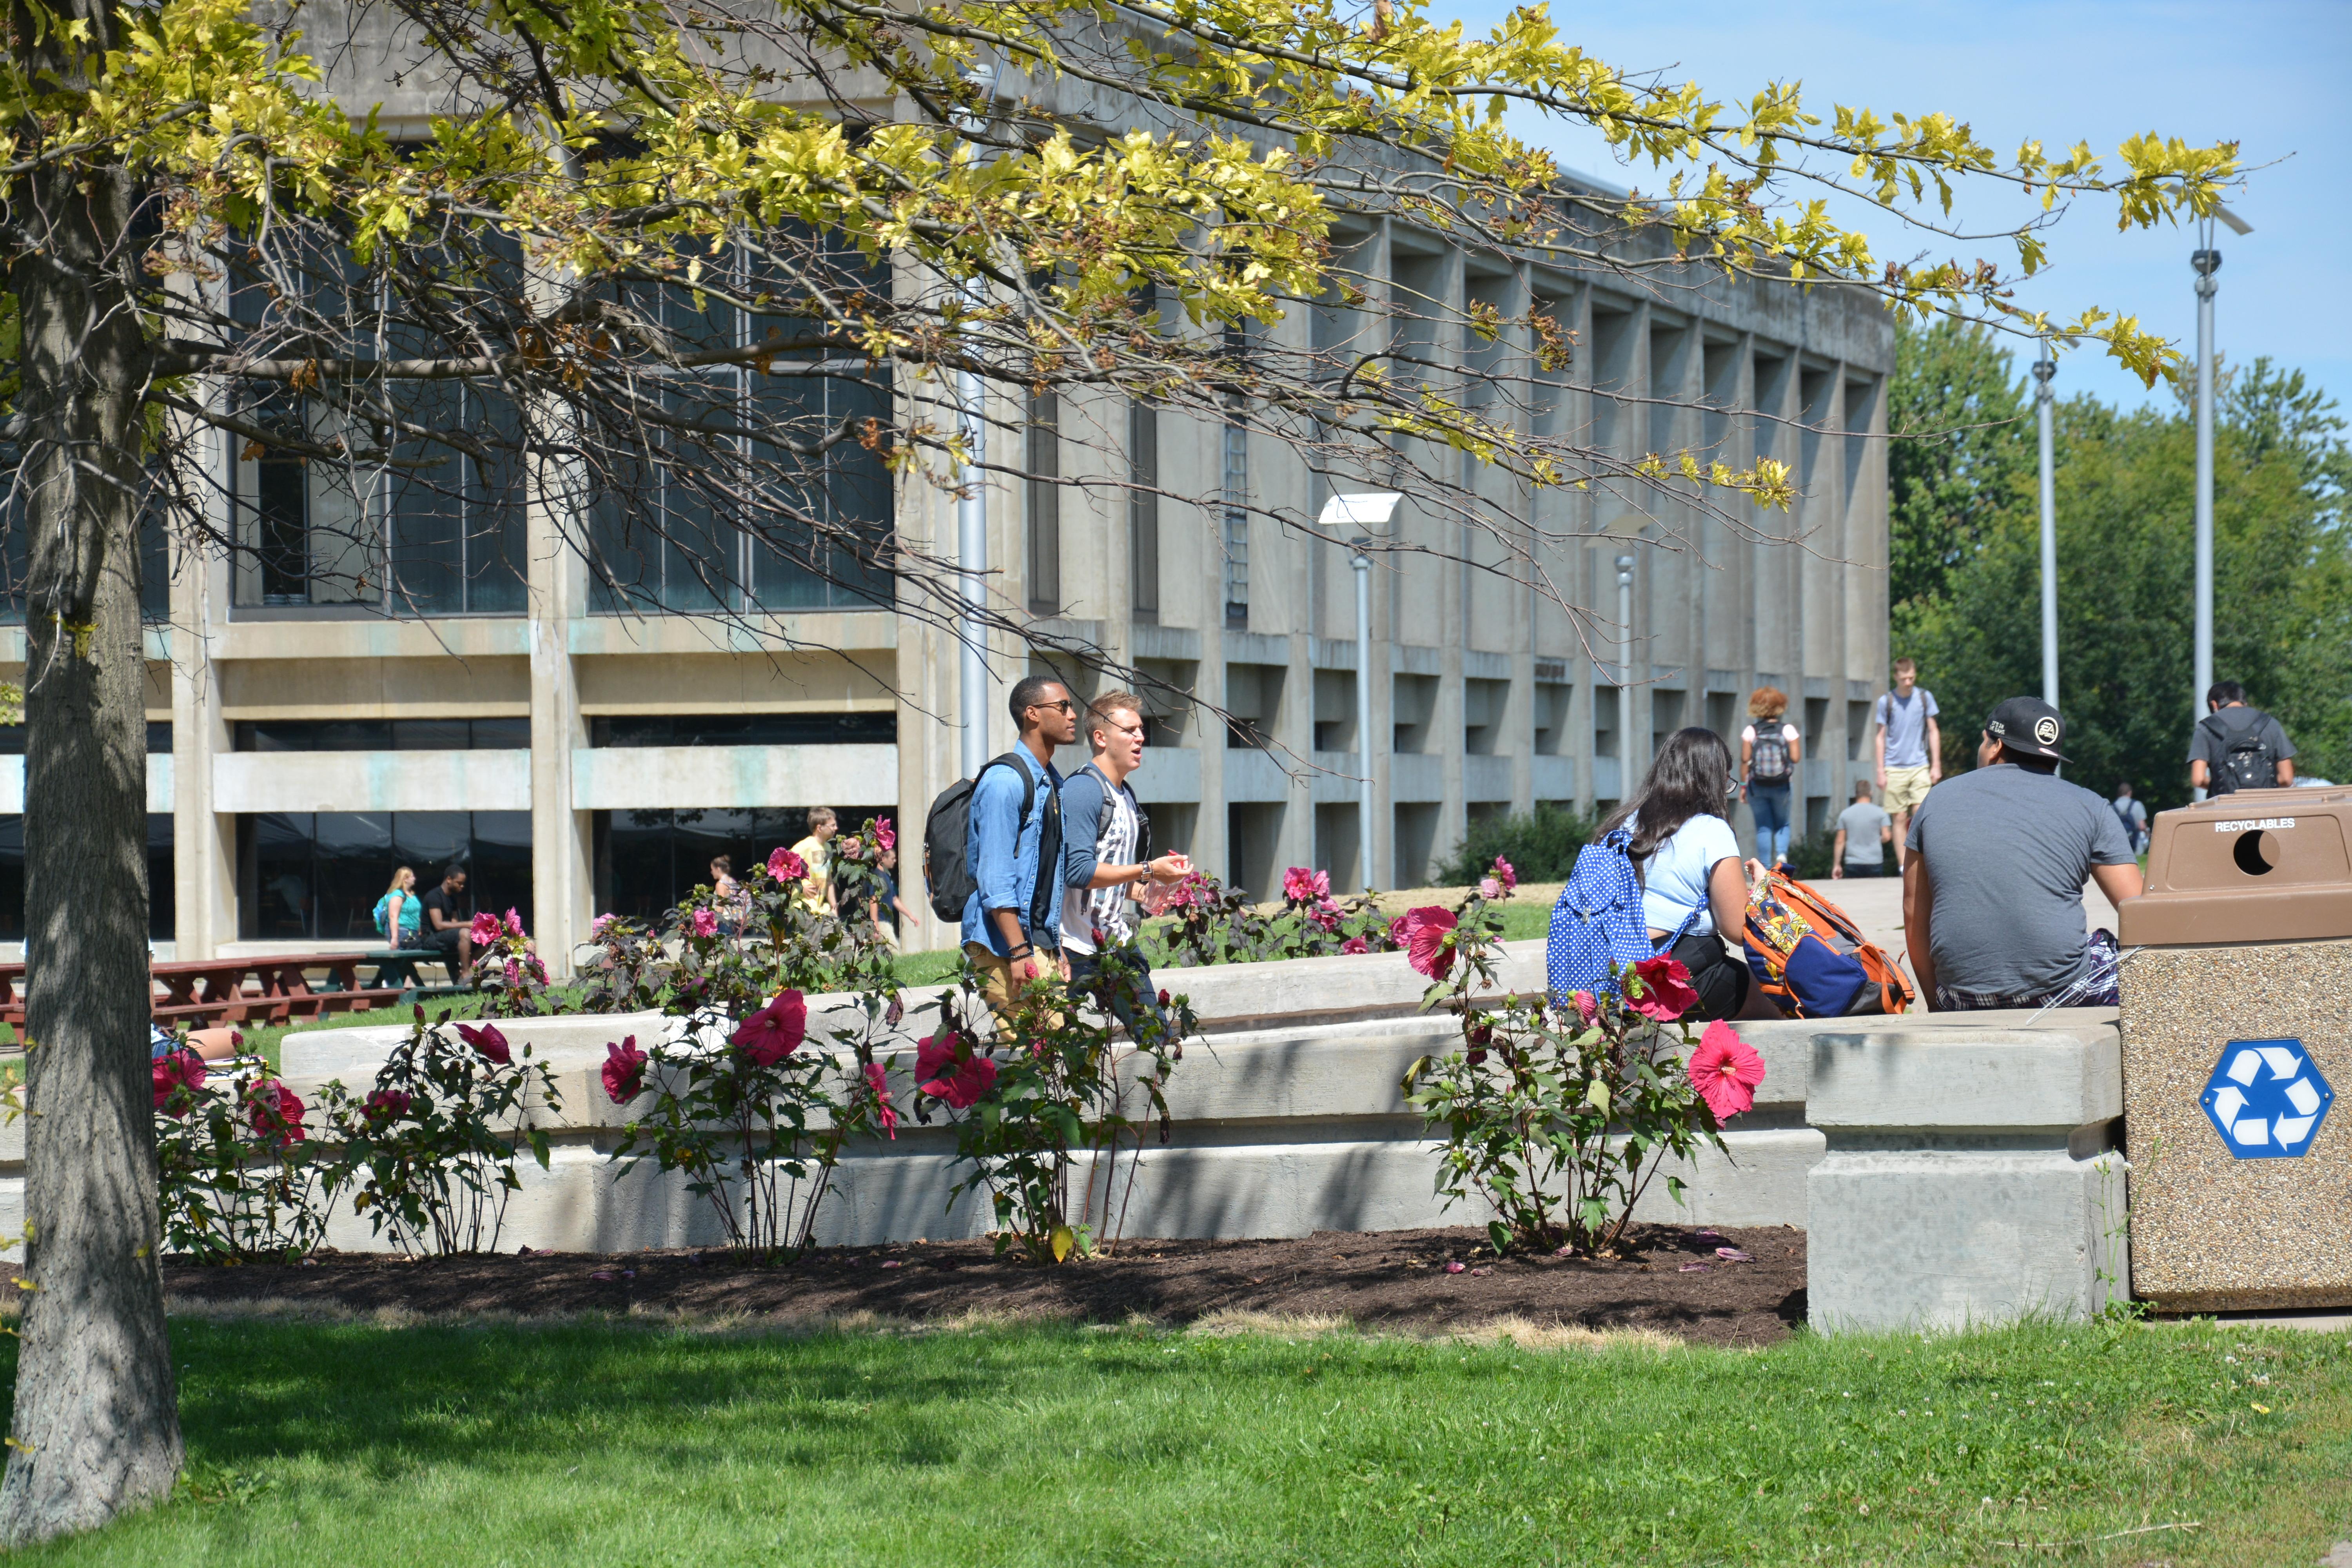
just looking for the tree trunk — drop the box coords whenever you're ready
[0,37,183,1537]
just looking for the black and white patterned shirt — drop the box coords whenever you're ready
[1059,762,1145,955]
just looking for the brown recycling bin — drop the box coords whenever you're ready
[2120,786,2352,1310]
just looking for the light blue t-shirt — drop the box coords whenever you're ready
[1876,688,1940,769]
[1631,811,1742,937]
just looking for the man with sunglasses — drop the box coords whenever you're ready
[961,674,1078,1010]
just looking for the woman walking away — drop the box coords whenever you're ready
[1598,727,1780,1022]
[1741,686,1801,872]
[374,866,423,946]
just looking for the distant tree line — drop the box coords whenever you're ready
[1889,319,2352,807]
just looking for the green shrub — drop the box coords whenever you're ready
[1782,826,1840,881]
[1435,803,1602,885]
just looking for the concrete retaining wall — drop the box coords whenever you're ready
[0,947,2137,1334]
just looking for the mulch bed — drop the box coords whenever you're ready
[156,1224,1806,1348]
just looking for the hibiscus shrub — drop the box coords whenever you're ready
[911,963,1194,1264]
[603,985,898,1255]
[318,1008,563,1255]
[1138,867,1401,968]
[1401,915,1765,1255]
[153,1044,330,1263]
[599,822,906,1253]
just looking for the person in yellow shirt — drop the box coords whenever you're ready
[789,807,838,916]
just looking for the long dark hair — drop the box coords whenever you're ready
[1597,727,1737,868]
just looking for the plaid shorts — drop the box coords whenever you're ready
[1936,928,2120,1012]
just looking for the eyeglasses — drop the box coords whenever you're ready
[1108,719,1147,739]
[1027,698,1077,715]
[1726,775,1743,798]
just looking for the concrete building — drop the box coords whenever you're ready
[0,62,1893,968]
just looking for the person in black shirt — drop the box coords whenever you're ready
[418,862,473,980]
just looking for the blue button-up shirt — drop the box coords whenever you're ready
[960,746,1063,955]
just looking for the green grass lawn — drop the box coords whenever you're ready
[13,1314,2347,1565]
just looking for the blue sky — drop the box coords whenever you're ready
[1451,0,2350,412]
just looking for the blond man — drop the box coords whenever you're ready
[1873,658,1941,870]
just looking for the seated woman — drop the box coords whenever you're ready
[1596,726,1781,1022]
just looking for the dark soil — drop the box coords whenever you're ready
[156,1225,1806,1348]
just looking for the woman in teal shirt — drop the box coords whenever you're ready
[375,866,424,945]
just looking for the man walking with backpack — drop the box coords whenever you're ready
[957,675,1077,1010]
[1873,657,1941,871]
[2190,681,2295,796]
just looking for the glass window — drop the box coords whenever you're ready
[235,812,534,941]
[586,712,896,747]
[592,805,893,922]
[593,234,894,616]
[0,815,173,940]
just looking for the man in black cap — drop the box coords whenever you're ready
[1902,698,2144,1011]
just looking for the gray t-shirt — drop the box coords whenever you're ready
[2187,706,2294,788]
[1905,764,2136,997]
[1837,800,1891,865]
[1875,688,1940,769]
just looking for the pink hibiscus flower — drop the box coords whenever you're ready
[468,911,504,948]
[1686,1020,1767,1122]
[249,1080,307,1149]
[766,846,806,882]
[1340,935,1370,956]
[873,818,897,853]
[504,907,524,937]
[456,1021,512,1065]
[1478,877,1501,900]
[1572,989,1599,1027]
[914,1033,998,1110]
[151,1048,206,1113]
[1397,906,1459,980]
[603,1035,648,1104]
[1281,866,1330,904]
[1627,954,1699,1022]
[590,913,616,938]
[731,990,807,1067]
[863,1061,898,1139]
[690,906,719,939]
[1492,856,1517,893]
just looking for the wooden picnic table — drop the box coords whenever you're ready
[0,953,410,1029]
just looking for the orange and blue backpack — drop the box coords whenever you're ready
[1741,870,1914,1018]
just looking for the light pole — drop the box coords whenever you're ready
[1314,491,1402,892]
[1615,549,1635,686]
[2192,203,2252,802]
[2033,345,2058,710]
[955,64,999,781]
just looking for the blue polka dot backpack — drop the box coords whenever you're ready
[1545,825,1690,1002]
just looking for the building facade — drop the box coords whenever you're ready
[0,79,1894,968]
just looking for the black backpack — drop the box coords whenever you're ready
[2201,709,2283,796]
[922,753,1062,926]
[1751,725,1792,784]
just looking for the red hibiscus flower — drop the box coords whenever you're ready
[731,990,807,1067]
[456,1021,512,1065]
[874,818,897,853]
[914,1032,998,1110]
[468,911,504,948]
[249,1079,307,1149]
[863,1062,898,1139]
[151,1049,206,1113]
[365,1088,412,1121]
[1686,1020,1767,1122]
[1398,906,1458,980]
[603,1035,648,1104]
[1627,954,1699,1022]
[766,846,806,882]
[1340,935,1369,956]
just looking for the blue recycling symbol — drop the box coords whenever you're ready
[2200,1038,2333,1159]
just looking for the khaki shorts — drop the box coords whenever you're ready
[1882,766,1933,813]
[964,942,1063,1024]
